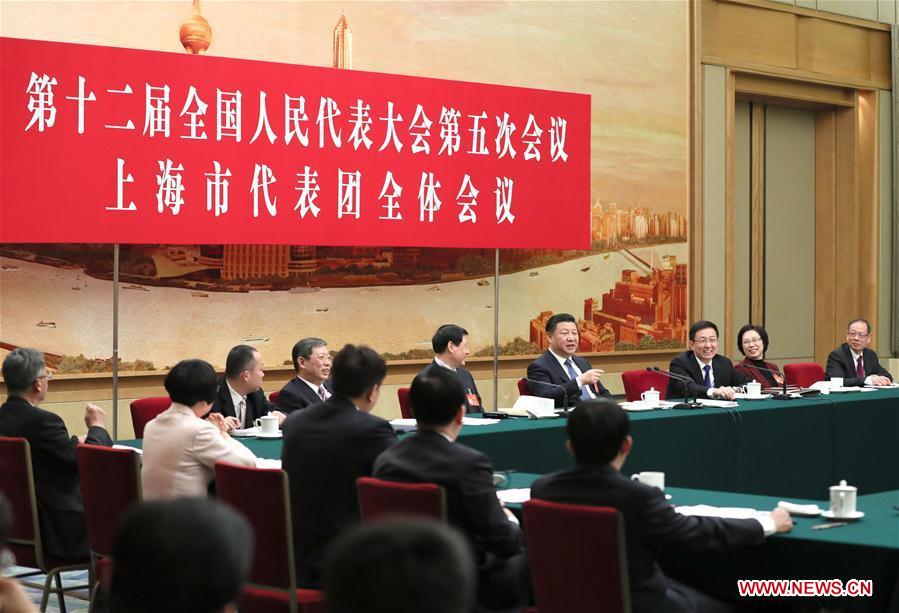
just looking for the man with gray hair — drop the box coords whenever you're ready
[0,348,112,559]
[276,337,333,414]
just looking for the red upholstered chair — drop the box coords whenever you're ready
[76,444,142,612]
[357,477,446,523]
[129,396,170,438]
[0,437,91,612]
[523,498,630,613]
[214,462,326,613]
[783,363,826,388]
[620,369,669,402]
[269,390,281,404]
[517,378,530,396]
[397,387,413,419]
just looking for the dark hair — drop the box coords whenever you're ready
[689,320,719,341]
[109,498,252,613]
[331,344,386,398]
[736,324,769,355]
[409,369,467,427]
[291,337,327,373]
[848,318,871,335]
[225,345,258,379]
[546,313,577,334]
[324,518,475,613]
[567,400,631,464]
[0,492,11,546]
[431,324,468,354]
[163,359,217,407]
[2,347,46,396]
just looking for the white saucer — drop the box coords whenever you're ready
[821,510,864,521]
[256,432,283,439]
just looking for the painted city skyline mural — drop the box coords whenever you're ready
[0,1,690,372]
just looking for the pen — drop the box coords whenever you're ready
[811,522,848,530]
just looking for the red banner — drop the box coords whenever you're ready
[0,37,590,249]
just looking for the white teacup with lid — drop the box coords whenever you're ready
[829,479,857,518]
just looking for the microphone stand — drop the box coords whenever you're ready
[746,364,793,400]
[648,367,703,410]
[524,378,572,416]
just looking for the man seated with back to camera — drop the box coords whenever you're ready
[526,313,611,407]
[667,320,751,401]
[420,323,483,413]
[532,399,793,613]
[374,368,530,612]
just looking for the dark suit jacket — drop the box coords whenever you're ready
[826,343,893,387]
[734,358,783,388]
[373,429,523,566]
[420,360,482,413]
[531,463,764,613]
[526,350,611,408]
[276,377,333,415]
[210,378,272,427]
[0,396,112,559]
[666,351,751,399]
[281,395,397,587]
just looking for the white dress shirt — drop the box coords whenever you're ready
[298,376,330,401]
[548,349,597,399]
[694,355,716,389]
[141,403,257,501]
[226,380,247,428]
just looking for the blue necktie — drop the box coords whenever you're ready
[565,358,591,400]
[703,364,712,388]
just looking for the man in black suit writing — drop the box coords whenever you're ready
[276,337,334,414]
[0,348,112,560]
[420,323,482,413]
[374,368,528,611]
[210,344,284,429]
[667,320,750,400]
[281,344,397,587]
[532,400,793,613]
[825,318,893,387]
[526,312,611,407]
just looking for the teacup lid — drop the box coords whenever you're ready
[830,479,855,490]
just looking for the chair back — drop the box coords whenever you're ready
[523,498,630,613]
[517,378,530,396]
[129,397,170,438]
[357,477,445,522]
[397,387,413,419]
[620,369,669,402]
[76,444,142,558]
[0,437,42,568]
[783,362,825,388]
[269,390,280,404]
[215,462,296,591]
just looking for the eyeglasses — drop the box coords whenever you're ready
[741,337,763,346]
[693,337,718,345]
[846,331,869,339]
[36,372,53,381]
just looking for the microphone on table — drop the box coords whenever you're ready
[647,367,704,410]
[523,378,572,416]
[746,365,793,400]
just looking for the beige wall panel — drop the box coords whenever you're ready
[877,89,894,351]
[733,101,753,346]
[796,0,818,9]
[878,0,898,23]
[797,18,877,82]
[704,3,799,69]
[703,66,729,329]
[834,106,859,333]
[856,91,880,336]
[816,0,880,21]
[764,107,817,361]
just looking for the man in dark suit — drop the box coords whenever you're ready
[667,320,751,400]
[374,369,528,611]
[0,348,112,560]
[281,344,397,587]
[532,400,793,613]
[826,318,893,387]
[211,344,284,429]
[419,323,483,413]
[276,337,334,414]
[526,312,611,408]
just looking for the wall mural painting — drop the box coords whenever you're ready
[0,1,689,372]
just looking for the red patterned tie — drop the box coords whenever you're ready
[856,356,864,380]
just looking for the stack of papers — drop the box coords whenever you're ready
[255,458,282,469]
[695,398,739,408]
[496,488,531,504]
[390,417,500,427]
[112,444,142,455]
[231,426,261,437]
[675,504,769,522]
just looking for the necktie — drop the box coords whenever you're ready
[703,365,712,388]
[237,398,246,428]
[856,356,865,380]
[318,386,327,401]
[565,358,591,400]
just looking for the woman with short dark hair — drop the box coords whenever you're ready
[735,325,784,387]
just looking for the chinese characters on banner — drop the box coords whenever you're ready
[1,37,591,249]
